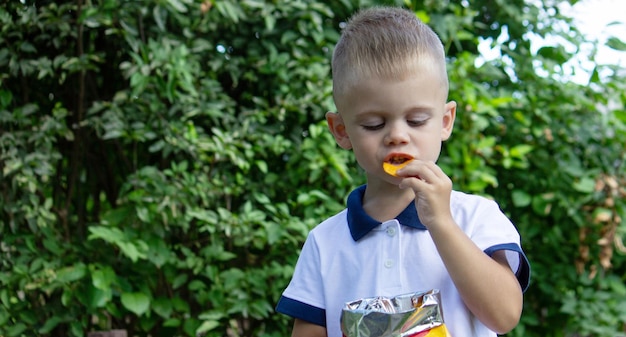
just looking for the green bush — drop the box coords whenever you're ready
[1,0,625,336]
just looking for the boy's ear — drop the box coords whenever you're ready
[441,101,457,141]
[326,111,353,150]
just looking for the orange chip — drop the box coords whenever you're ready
[383,159,413,177]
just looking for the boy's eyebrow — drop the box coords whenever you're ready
[354,106,435,117]
[405,106,435,114]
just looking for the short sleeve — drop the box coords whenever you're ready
[453,194,531,293]
[485,243,531,292]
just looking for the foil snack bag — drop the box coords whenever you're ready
[340,289,451,337]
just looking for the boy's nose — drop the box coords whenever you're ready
[384,123,410,145]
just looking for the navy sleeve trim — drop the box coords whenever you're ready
[485,243,531,293]
[275,296,327,327]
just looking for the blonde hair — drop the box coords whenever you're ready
[332,7,448,103]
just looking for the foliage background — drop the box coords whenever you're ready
[1,0,625,336]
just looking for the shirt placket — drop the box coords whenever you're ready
[380,220,402,292]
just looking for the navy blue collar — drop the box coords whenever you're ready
[347,185,426,241]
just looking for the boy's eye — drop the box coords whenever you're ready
[362,123,384,131]
[408,119,427,127]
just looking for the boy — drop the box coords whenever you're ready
[276,6,530,337]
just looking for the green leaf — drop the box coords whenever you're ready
[0,89,12,107]
[152,297,173,318]
[536,45,569,64]
[512,190,532,207]
[117,241,148,262]
[196,320,220,334]
[215,1,241,23]
[70,320,83,336]
[172,274,188,289]
[20,41,36,53]
[55,263,87,283]
[171,296,190,313]
[0,307,8,326]
[510,144,533,158]
[255,160,268,174]
[163,318,181,327]
[531,194,553,216]
[188,280,206,291]
[167,0,187,13]
[121,292,151,316]
[92,266,116,290]
[89,226,148,262]
[264,14,276,31]
[7,322,27,337]
[153,6,166,31]
[88,226,126,242]
[572,177,596,193]
[78,284,112,309]
[146,237,170,268]
[606,36,626,51]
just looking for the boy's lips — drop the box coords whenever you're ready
[383,153,414,164]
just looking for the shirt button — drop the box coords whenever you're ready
[386,227,396,236]
[384,260,394,268]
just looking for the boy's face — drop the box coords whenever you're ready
[327,66,455,184]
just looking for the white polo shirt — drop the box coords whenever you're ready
[276,185,530,337]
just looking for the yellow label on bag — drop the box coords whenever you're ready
[411,324,451,337]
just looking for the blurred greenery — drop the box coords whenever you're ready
[1,0,625,336]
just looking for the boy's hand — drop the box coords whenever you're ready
[396,160,453,228]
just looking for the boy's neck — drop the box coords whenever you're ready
[362,183,416,223]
